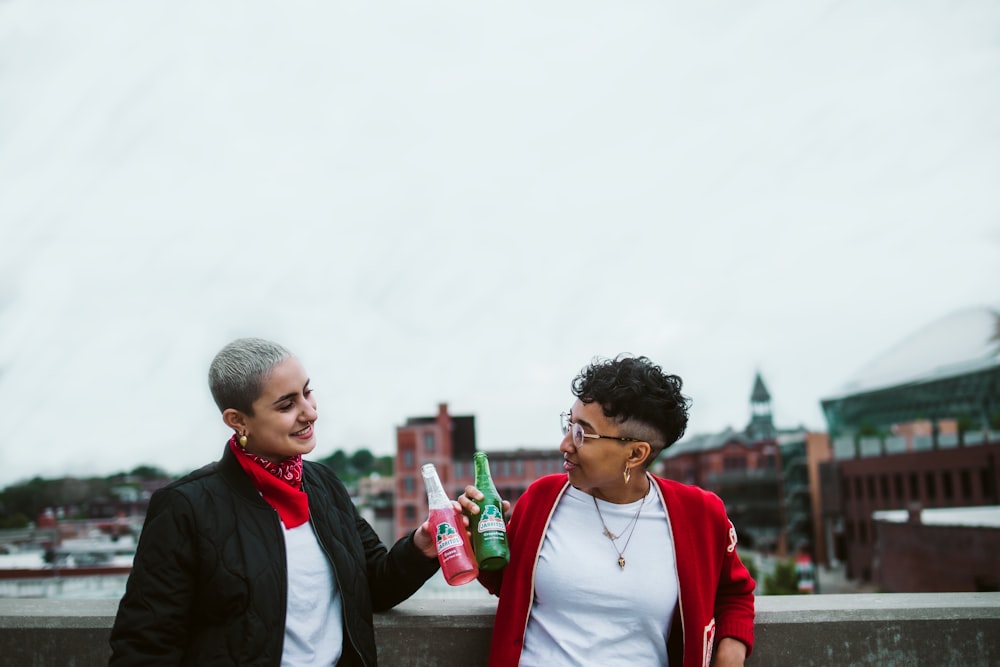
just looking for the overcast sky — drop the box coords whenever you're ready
[1,1,998,488]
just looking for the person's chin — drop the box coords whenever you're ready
[295,438,317,455]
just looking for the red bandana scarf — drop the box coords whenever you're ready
[228,435,309,528]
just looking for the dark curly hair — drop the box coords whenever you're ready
[571,354,691,462]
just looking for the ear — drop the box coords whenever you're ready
[222,408,248,433]
[628,441,652,466]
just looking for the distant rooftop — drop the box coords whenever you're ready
[750,372,771,402]
[824,307,1000,401]
[665,427,749,457]
[873,505,1000,529]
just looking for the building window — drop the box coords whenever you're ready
[724,456,747,471]
[879,475,889,503]
[403,477,415,494]
[403,450,414,468]
[942,473,953,501]
[981,469,995,499]
[514,460,524,476]
[894,473,904,502]
[961,469,973,501]
[454,462,464,478]
[841,478,851,501]
[854,477,863,501]
[424,433,435,452]
[909,473,919,499]
[925,472,937,502]
[404,505,416,521]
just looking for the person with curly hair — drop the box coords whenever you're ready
[459,355,755,667]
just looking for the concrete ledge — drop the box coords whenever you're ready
[1,593,998,666]
[752,593,1000,667]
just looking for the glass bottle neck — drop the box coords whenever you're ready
[421,464,450,508]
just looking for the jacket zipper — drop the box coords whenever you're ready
[302,479,370,667]
[268,505,289,666]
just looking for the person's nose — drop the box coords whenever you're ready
[302,398,318,422]
[559,430,575,455]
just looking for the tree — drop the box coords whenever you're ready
[315,448,390,482]
[763,558,806,595]
[374,455,393,477]
[0,512,30,529]
[129,465,169,480]
[319,450,349,476]
[349,449,375,472]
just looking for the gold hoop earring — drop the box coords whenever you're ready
[239,434,248,448]
[623,465,631,485]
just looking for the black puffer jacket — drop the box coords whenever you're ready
[109,445,439,666]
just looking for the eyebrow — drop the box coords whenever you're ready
[271,379,311,406]
[572,414,598,431]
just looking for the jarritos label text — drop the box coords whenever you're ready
[477,505,507,534]
[434,523,465,560]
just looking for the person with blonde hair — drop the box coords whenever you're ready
[111,338,441,665]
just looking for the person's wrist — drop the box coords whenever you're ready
[714,637,746,666]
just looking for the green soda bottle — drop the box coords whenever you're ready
[471,452,509,570]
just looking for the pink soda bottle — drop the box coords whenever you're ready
[421,463,479,585]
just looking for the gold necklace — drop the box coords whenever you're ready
[592,490,647,570]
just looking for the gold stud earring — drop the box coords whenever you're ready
[239,434,248,448]
[623,465,631,485]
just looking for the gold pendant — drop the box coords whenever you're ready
[618,556,626,570]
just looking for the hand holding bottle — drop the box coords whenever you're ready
[457,486,512,522]
[413,508,467,560]
[421,464,479,585]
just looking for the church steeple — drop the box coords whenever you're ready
[746,372,775,440]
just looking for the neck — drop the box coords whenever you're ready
[590,472,650,504]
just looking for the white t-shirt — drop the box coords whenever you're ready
[520,483,679,666]
[281,521,343,666]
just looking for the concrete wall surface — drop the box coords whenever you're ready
[1,593,998,666]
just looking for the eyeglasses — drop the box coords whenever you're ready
[560,411,645,448]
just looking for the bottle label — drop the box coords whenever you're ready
[477,505,506,534]
[435,523,464,552]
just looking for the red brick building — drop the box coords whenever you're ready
[393,404,561,539]
[825,437,1000,580]
[658,373,831,557]
[873,505,1000,592]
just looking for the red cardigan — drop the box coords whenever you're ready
[479,474,755,667]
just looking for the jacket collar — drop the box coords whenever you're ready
[218,443,274,507]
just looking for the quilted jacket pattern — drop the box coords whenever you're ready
[109,445,439,666]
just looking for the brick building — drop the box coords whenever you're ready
[393,403,561,539]
[873,505,1000,592]
[822,435,1000,580]
[658,373,831,557]
[818,307,1000,582]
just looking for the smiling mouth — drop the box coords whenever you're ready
[292,423,313,437]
